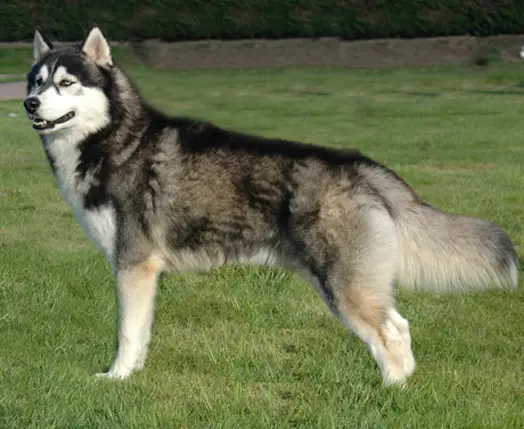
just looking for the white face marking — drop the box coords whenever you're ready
[39,64,49,84]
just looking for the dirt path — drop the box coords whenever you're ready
[0,81,25,100]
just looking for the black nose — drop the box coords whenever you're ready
[24,97,41,114]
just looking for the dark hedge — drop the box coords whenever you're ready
[1,1,523,42]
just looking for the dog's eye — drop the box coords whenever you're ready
[59,79,74,87]
[35,77,43,86]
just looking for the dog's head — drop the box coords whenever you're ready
[24,27,113,136]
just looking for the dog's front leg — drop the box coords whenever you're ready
[96,255,164,379]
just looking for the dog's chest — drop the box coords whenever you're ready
[45,137,116,262]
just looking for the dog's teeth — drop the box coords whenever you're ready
[33,118,48,127]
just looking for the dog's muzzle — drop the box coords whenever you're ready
[23,96,76,131]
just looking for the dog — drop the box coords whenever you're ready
[23,27,519,386]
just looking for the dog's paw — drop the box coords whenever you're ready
[382,365,412,388]
[94,371,117,380]
[380,317,417,388]
[94,370,130,380]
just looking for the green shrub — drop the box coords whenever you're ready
[1,1,524,42]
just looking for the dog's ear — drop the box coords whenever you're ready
[33,30,53,62]
[82,27,112,67]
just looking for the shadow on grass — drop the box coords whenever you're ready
[295,90,331,96]
[406,91,440,98]
[463,89,524,96]
[397,88,524,97]
[380,90,440,98]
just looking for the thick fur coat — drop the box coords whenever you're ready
[23,27,519,386]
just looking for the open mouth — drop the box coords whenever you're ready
[30,111,75,131]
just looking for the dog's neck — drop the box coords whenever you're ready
[99,65,151,166]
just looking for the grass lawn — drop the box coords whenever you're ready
[0,50,523,428]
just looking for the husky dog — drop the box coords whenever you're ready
[24,27,518,386]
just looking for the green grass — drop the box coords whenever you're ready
[0,47,33,76]
[0,57,523,428]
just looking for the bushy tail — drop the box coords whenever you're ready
[394,203,519,292]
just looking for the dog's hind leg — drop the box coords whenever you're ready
[96,254,164,379]
[333,279,416,387]
[332,208,416,386]
[295,205,416,386]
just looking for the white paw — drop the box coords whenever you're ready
[381,348,416,386]
[400,347,416,376]
[382,367,409,387]
[381,319,416,387]
[94,368,132,380]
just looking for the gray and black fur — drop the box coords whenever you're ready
[24,27,519,386]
